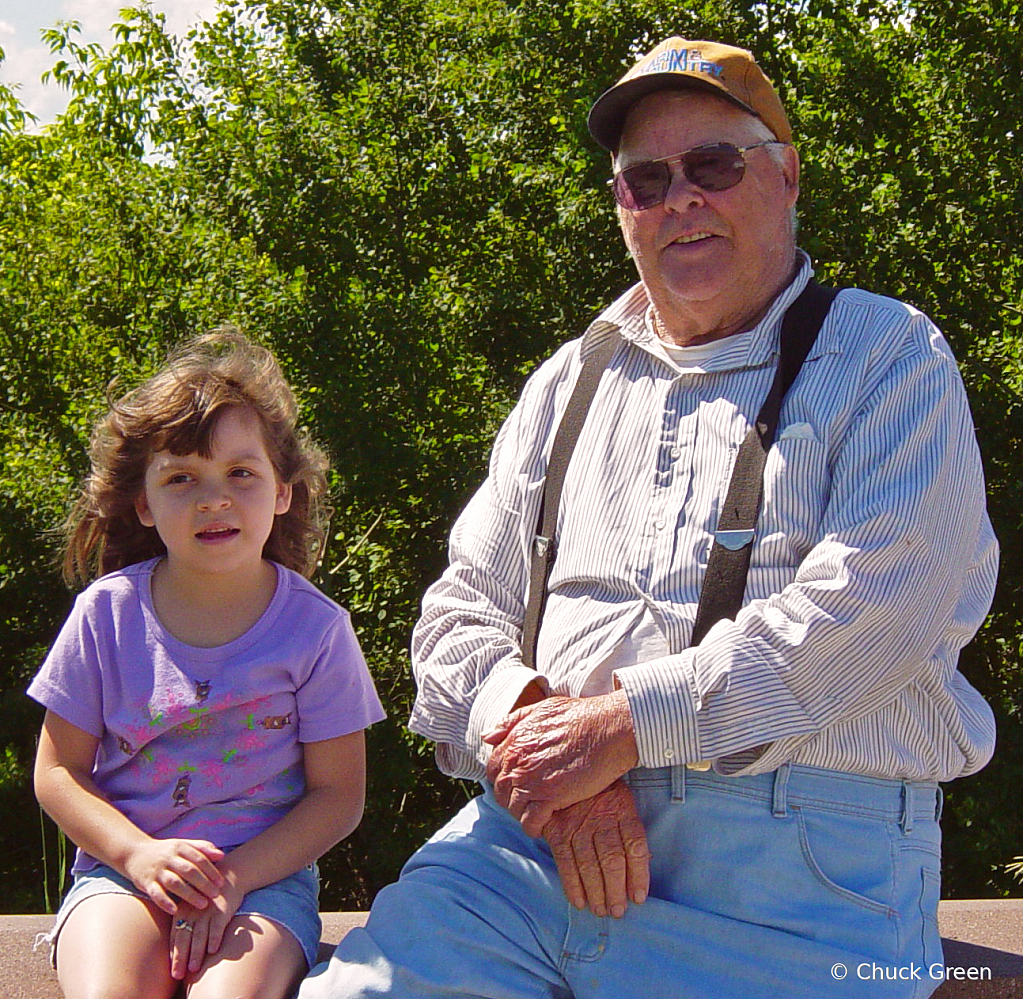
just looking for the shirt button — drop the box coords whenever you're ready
[670,447,682,459]
[664,749,675,759]
[654,519,666,530]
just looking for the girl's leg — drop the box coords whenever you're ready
[55,893,177,999]
[185,914,307,999]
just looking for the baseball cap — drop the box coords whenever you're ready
[587,38,792,151]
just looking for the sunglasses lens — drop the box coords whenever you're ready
[613,143,749,210]
[684,144,745,192]
[614,161,670,211]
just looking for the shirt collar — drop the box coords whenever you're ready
[596,250,815,372]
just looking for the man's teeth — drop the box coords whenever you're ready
[674,232,713,244]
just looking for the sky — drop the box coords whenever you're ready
[0,0,221,126]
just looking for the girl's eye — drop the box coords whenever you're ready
[229,468,254,479]
[167,473,192,485]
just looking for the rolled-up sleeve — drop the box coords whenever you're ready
[615,317,998,776]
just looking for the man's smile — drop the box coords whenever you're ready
[669,231,717,245]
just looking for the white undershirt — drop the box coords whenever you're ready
[657,332,753,371]
[581,607,671,695]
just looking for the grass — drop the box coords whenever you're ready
[0,741,68,914]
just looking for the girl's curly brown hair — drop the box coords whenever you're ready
[63,328,329,585]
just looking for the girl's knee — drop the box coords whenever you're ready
[64,987,176,999]
[55,893,176,999]
[186,915,307,999]
[57,963,177,999]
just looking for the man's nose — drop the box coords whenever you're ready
[662,163,706,213]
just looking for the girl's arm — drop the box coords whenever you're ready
[171,730,367,978]
[34,710,225,914]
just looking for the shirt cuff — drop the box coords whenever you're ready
[466,665,551,769]
[613,652,702,768]
[615,620,824,769]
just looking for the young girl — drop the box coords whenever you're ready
[29,330,384,999]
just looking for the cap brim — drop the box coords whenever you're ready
[587,73,758,151]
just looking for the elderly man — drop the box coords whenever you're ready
[300,38,996,999]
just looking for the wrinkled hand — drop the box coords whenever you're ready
[123,837,225,915]
[544,781,651,918]
[483,691,638,836]
[169,874,244,979]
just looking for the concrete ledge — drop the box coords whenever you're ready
[931,901,1023,997]
[3,902,1021,997]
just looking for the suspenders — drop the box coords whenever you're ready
[521,282,839,670]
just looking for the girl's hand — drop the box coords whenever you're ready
[169,876,245,980]
[123,837,226,914]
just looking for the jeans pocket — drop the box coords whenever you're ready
[795,806,895,916]
[919,866,942,968]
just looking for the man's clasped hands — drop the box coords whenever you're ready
[483,687,650,919]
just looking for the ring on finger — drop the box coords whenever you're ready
[174,918,194,933]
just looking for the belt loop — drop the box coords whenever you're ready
[934,785,944,822]
[671,764,686,804]
[772,763,791,817]
[901,781,915,835]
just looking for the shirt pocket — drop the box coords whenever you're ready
[752,435,831,568]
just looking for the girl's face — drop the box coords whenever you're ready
[134,405,292,580]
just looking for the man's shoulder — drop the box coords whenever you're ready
[523,282,649,389]
[829,285,924,326]
[517,333,589,405]
[823,285,955,367]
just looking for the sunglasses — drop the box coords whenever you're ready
[610,141,785,211]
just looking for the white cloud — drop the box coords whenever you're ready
[1,40,65,124]
[1,0,222,126]
[57,0,220,40]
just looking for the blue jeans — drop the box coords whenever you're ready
[300,765,944,998]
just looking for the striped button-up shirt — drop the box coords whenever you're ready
[410,254,998,783]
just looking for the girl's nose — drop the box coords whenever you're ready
[196,486,231,511]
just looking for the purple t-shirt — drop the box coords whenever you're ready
[28,558,385,874]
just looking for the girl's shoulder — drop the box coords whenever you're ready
[271,563,350,621]
[259,562,356,652]
[74,557,159,609]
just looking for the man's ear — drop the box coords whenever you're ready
[275,480,293,516]
[135,492,155,528]
[781,143,800,208]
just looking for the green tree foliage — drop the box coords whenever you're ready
[1,0,1020,909]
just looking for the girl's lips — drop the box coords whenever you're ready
[195,527,240,542]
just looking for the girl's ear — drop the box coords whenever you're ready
[275,480,293,516]
[135,492,156,528]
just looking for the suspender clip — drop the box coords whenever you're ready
[714,529,755,551]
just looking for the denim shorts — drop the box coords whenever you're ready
[41,861,321,971]
[300,764,944,999]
